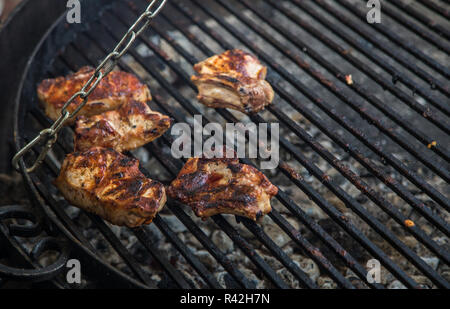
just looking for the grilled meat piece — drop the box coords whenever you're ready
[191,49,274,114]
[168,154,278,221]
[37,66,151,123]
[54,147,166,227]
[74,100,172,152]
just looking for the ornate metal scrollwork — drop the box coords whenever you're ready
[0,205,70,284]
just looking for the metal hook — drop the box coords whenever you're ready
[12,129,57,173]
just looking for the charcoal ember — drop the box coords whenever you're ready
[286,217,300,231]
[325,193,347,214]
[228,250,252,270]
[420,256,439,270]
[263,223,291,247]
[216,271,244,289]
[317,276,337,289]
[411,276,433,289]
[402,236,419,249]
[441,267,450,283]
[178,263,206,289]
[298,257,320,282]
[282,245,294,256]
[186,234,203,249]
[276,268,300,289]
[211,230,234,253]
[388,280,406,289]
[157,272,181,289]
[160,215,187,233]
[239,268,264,289]
[129,241,153,265]
[77,213,92,229]
[142,224,163,245]
[305,218,370,271]
[159,242,180,264]
[280,186,327,219]
[256,250,283,271]
[195,250,217,271]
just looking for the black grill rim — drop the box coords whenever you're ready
[11,0,450,289]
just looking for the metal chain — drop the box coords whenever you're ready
[12,0,167,173]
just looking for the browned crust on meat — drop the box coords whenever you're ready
[54,147,166,227]
[191,49,274,114]
[167,152,278,221]
[74,100,172,152]
[193,49,267,79]
[37,66,151,123]
[191,74,274,114]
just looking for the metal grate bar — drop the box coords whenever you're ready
[248,0,450,172]
[211,216,291,289]
[214,0,450,228]
[418,0,450,18]
[120,0,441,288]
[142,143,254,288]
[56,50,232,289]
[30,104,192,288]
[380,0,450,53]
[19,0,449,289]
[151,216,223,288]
[341,0,450,79]
[87,215,156,287]
[178,0,450,217]
[345,0,450,98]
[165,202,254,289]
[28,170,155,288]
[389,0,450,40]
[99,4,362,287]
[168,0,449,288]
[29,135,157,287]
[62,36,314,289]
[33,67,205,289]
[180,0,450,239]
[132,227,193,288]
[80,12,359,288]
[294,0,450,121]
[129,0,418,286]
[266,208,376,289]
[241,217,345,288]
[112,0,422,288]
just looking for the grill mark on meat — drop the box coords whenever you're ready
[168,149,277,221]
[74,100,171,152]
[191,49,274,114]
[54,147,166,227]
[38,66,151,123]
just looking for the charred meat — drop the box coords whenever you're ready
[191,49,274,114]
[54,147,166,227]
[38,66,151,123]
[168,154,278,221]
[74,100,172,152]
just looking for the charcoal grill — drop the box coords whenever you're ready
[1,0,449,289]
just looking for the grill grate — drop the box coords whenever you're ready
[14,0,449,289]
